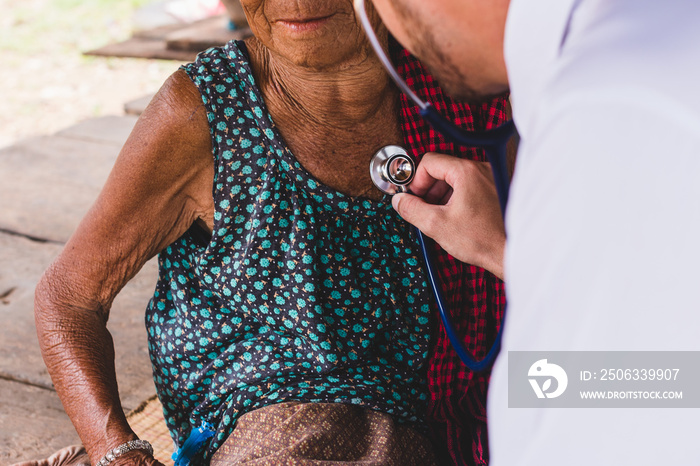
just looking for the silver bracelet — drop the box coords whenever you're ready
[95,439,154,466]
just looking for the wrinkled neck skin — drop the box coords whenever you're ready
[246,37,402,199]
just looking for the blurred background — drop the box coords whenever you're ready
[0,0,179,148]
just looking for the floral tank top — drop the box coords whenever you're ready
[145,40,433,461]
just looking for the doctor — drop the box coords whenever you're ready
[369,0,700,465]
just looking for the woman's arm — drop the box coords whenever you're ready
[35,70,214,465]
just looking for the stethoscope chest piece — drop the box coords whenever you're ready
[369,145,416,195]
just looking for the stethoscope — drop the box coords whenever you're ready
[355,0,516,371]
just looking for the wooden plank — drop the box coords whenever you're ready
[124,94,155,116]
[0,135,120,243]
[85,16,251,61]
[56,115,138,146]
[132,21,185,41]
[0,117,138,243]
[0,379,82,465]
[0,234,63,392]
[0,122,159,412]
[107,256,160,411]
[0,232,159,412]
[85,37,196,62]
[165,16,251,52]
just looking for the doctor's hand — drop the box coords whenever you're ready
[392,153,505,279]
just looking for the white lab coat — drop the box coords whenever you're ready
[489,0,700,464]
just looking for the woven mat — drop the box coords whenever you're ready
[126,396,174,465]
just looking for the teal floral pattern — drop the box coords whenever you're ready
[146,41,433,461]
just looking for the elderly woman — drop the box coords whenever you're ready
[35,0,507,465]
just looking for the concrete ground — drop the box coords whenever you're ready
[0,99,159,465]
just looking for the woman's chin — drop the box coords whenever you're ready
[267,25,360,69]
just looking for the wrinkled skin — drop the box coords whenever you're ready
[34,0,402,463]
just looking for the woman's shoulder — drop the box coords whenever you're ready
[129,69,213,174]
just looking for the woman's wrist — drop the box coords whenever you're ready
[86,431,138,466]
[111,448,159,466]
[95,439,154,466]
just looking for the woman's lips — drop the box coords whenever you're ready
[275,14,334,33]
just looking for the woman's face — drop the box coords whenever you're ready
[240,0,385,70]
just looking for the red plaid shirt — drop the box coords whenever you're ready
[393,44,508,466]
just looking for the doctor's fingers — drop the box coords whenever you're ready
[412,153,494,194]
[391,193,449,238]
[408,153,455,196]
[416,179,453,205]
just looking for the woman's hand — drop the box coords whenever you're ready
[391,153,505,279]
[34,69,214,463]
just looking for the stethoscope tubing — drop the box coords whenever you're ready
[415,227,503,372]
